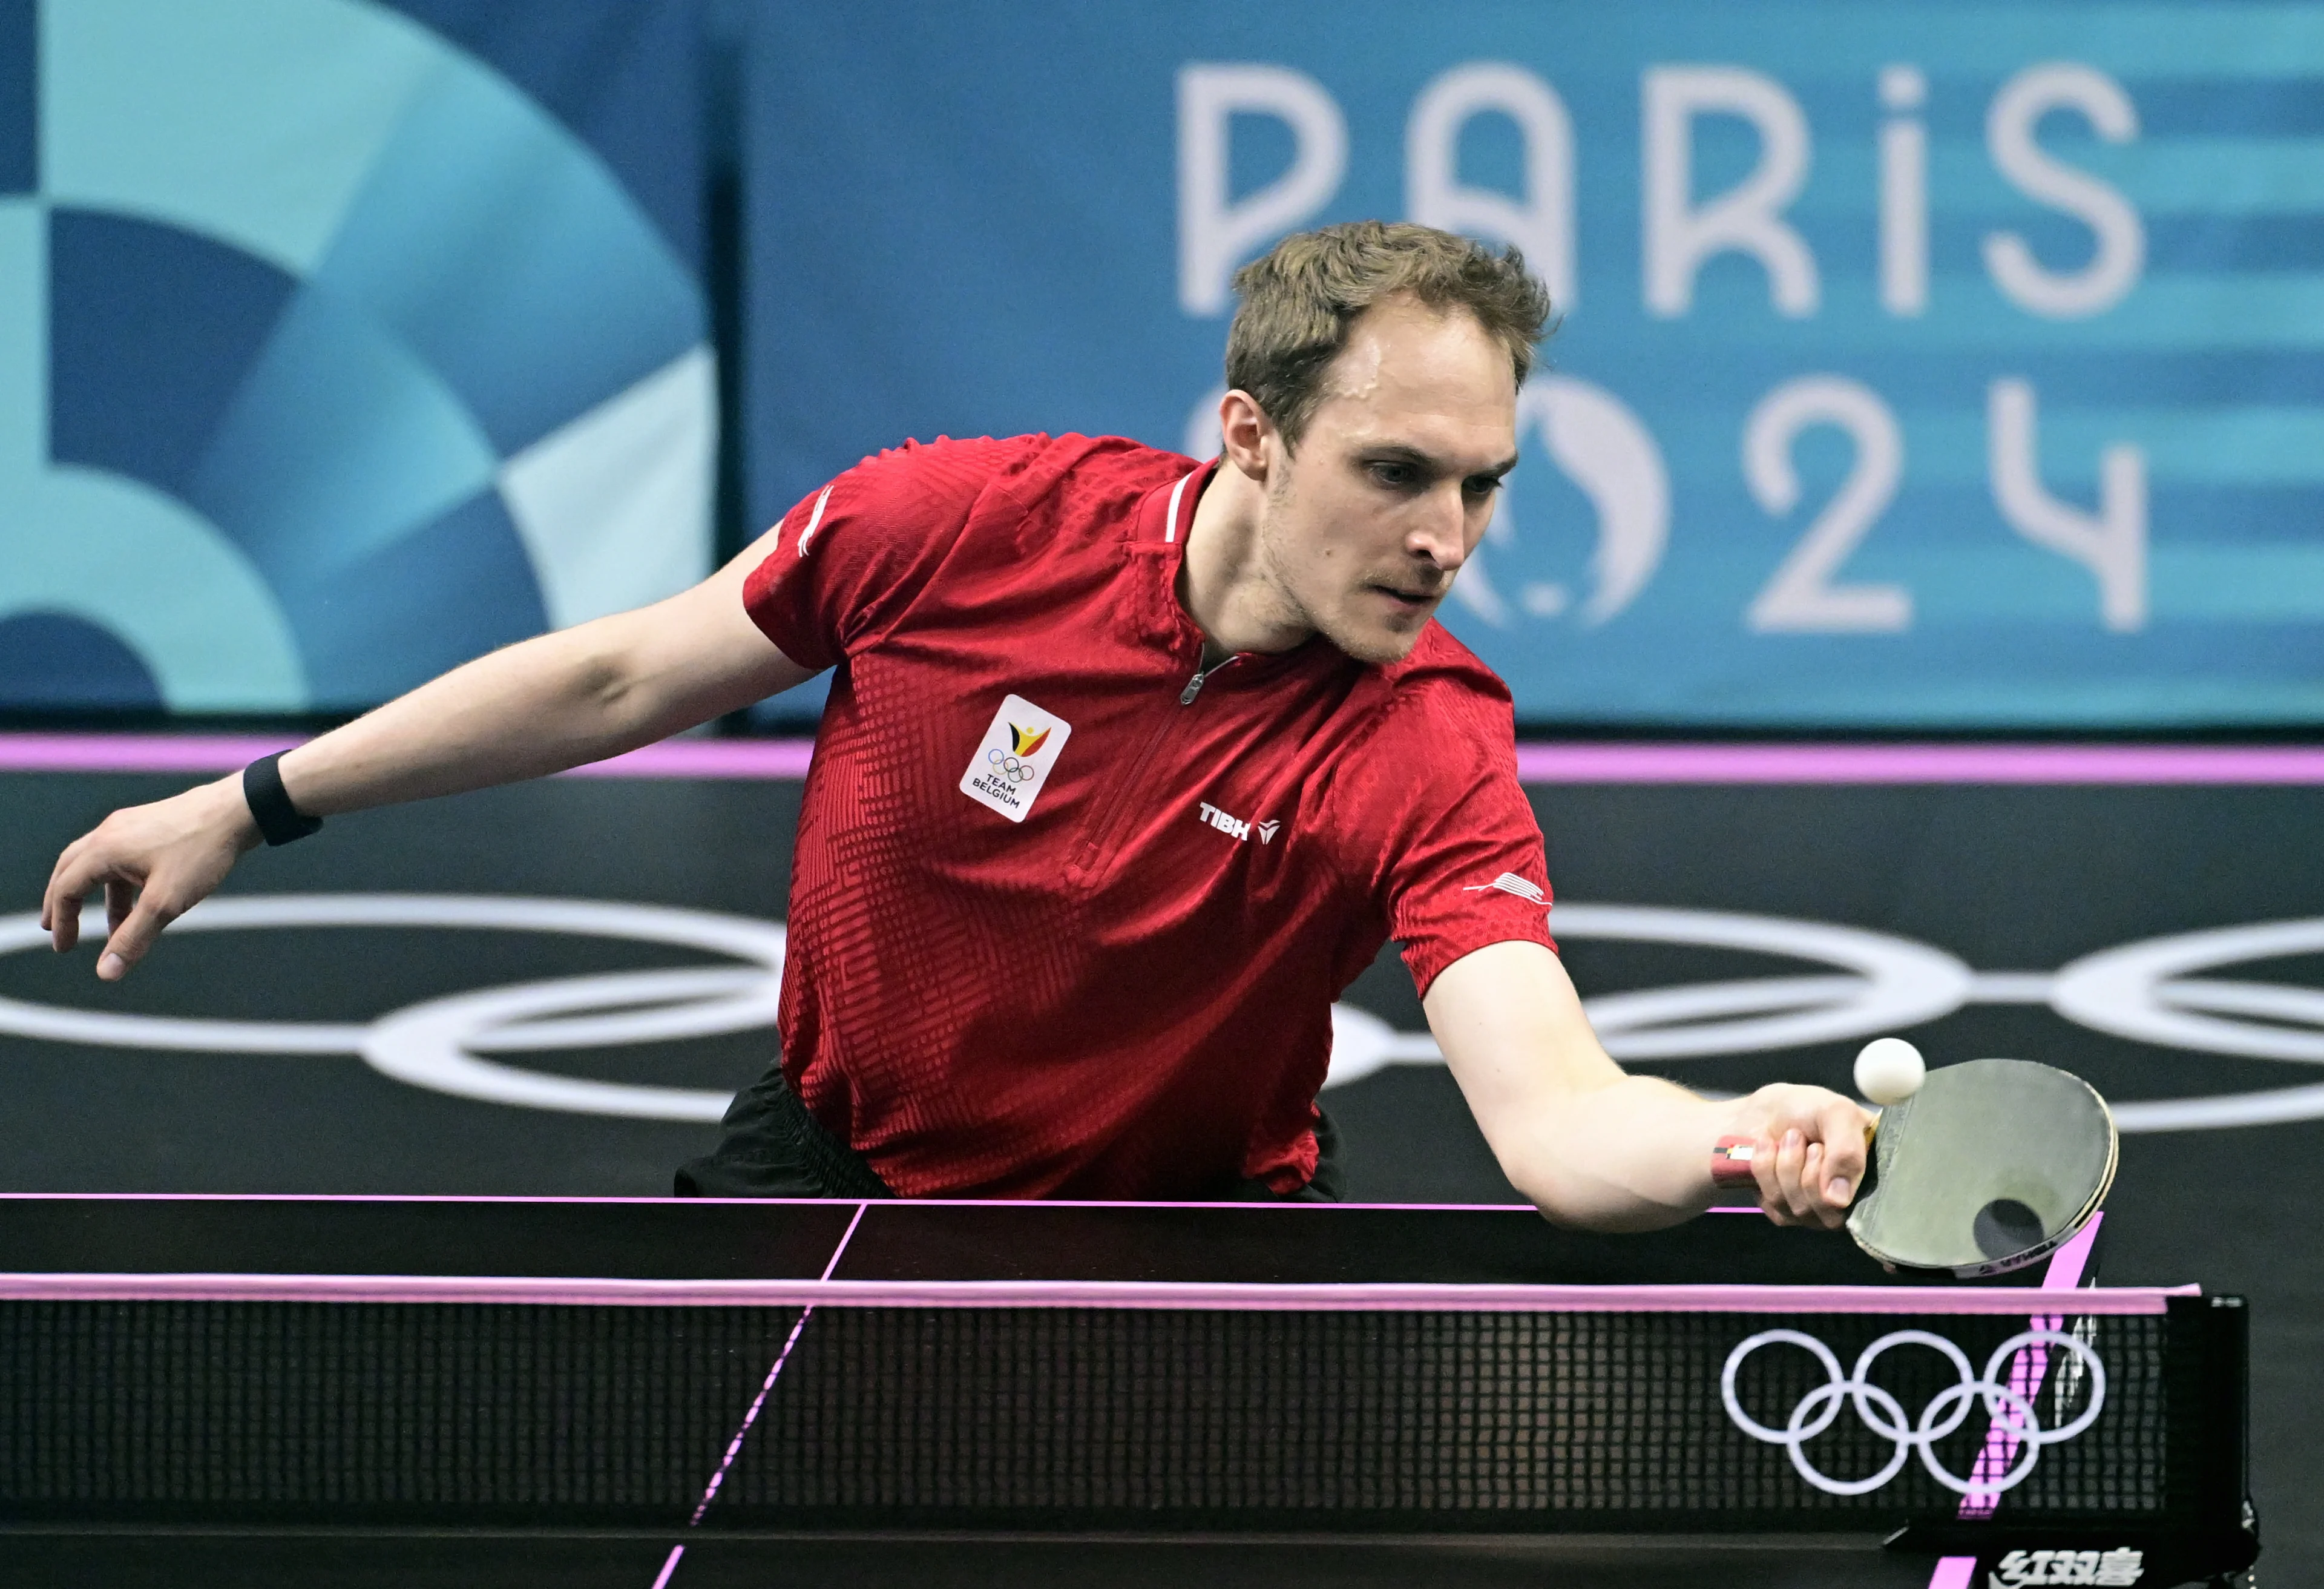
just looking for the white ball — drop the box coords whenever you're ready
[1854,1037,1926,1105]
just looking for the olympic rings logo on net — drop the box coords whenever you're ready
[1721,1327,2107,1498]
[984,749,1038,784]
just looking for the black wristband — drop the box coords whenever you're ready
[242,752,323,847]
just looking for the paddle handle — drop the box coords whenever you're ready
[1710,1136,1760,1189]
[1713,1121,1882,1196]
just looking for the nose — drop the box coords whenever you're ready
[1407,484,1472,573]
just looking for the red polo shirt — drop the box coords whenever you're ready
[744,433,1555,1198]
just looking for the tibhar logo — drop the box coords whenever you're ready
[1198,803,1276,844]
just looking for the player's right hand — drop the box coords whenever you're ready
[41,777,261,981]
[1722,1083,1873,1231]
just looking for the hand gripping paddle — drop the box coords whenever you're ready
[1712,1057,2118,1277]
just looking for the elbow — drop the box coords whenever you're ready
[1504,1155,1698,1235]
[570,624,666,739]
[1549,1199,1699,1235]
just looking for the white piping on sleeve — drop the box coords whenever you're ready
[794,485,836,554]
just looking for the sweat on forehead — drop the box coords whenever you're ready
[1318,317,1388,404]
[1313,297,1507,408]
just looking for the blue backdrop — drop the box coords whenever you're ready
[5,2,2319,728]
[744,1,2324,728]
[0,0,712,714]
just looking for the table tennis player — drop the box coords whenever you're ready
[41,221,1869,1231]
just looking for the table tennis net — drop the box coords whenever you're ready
[0,1300,2233,1532]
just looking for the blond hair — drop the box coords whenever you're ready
[1224,221,1555,448]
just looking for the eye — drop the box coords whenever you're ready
[1367,459,1419,490]
[1462,476,1503,501]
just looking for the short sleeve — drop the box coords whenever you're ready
[743,436,1034,671]
[1327,681,1556,998]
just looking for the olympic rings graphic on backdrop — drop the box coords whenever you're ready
[985,749,1036,783]
[0,896,781,1122]
[2,896,2323,1130]
[1328,904,2324,1133]
[1721,1327,2107,1497]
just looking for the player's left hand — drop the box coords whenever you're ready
[1724,1085,1874,1229]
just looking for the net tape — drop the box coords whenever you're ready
[0,1302,2183,1527]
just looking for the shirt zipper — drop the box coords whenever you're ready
[1071,654,1239,886]
[1178,652,1236,705]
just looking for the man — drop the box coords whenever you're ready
[42,222,1867,1228]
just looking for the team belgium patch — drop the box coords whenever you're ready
[960,694,1072,823]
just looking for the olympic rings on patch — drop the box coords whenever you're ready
[983,749,1037,783]
[1721,1327,2107,1497]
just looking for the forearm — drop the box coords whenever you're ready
[1430,944,1721,1231]
[274,619,661,816]
[46,535,812,979]
[1500,1073,1729,1232]
[274,584,802,818]
[1427,941,1864,1233]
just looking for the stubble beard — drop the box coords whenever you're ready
[1255,482,1423,668]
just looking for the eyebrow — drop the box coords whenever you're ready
[1360,444,1521,482]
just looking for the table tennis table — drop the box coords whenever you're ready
[0,1196,2257,1588]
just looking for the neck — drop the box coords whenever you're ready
[1177,459,1313,660]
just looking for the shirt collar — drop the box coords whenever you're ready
[1134,455,1221,545]
[1125,455,1347,684]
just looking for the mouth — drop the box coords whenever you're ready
[1368,583,1442,615]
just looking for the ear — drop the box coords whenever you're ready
[1218,389,1276,484]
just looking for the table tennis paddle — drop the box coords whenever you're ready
[1712,1056,2118,1277]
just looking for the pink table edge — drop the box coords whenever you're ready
[0,1273,2191,1313]
[5,732,2324,785]
[0,1191,1586,1210]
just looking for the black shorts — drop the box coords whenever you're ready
[674,1063,1344,1202]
